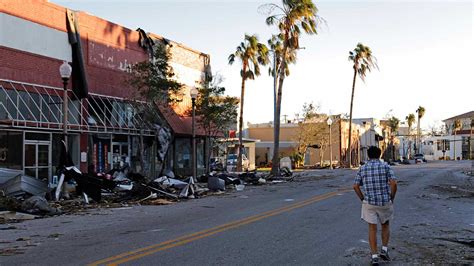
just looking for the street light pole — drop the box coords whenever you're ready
[190,87,199,179]
[59,61,72,146]
[327,117,333,169]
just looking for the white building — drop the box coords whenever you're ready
[423,111,473,160]
[352,118,385,162]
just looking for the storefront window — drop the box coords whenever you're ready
[175,138,191,170]
[0,131,23,170]
[197,138,204,169]
[129,136,156,176]
[89,134,111,173]
[41,94,61,123]
[112,134,129,170]
[68,99,81,125]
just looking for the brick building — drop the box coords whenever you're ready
[0,0,211,183]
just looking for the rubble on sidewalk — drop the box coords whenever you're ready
[21,196,61,216]
[1,147,296,222]
[0,168,23,185]
[0,175,50,198]
[0,211,37,223]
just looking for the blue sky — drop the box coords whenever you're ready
[53,0,473,130]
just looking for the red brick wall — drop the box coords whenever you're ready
[0,46,65,88]
[1,0,208,99]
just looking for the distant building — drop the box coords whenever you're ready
[423,111,473,160]
[246,115,361,167]
[352,118,385,162]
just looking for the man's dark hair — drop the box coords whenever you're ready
[367,146,382,159]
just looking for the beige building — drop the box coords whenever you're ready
[246,115,361,167]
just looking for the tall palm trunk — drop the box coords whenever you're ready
[348,67,357,168]
[408,126,412,159]
[270,68,285,176]
[237,64,247,172]
[271,47,288,176]
[417,117,420,154]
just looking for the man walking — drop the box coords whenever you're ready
[353,146,398,265]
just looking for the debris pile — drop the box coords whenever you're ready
[0,144,295,223]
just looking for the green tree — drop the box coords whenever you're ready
[228,34,269,171]
[347,43,378,167]
[263,0,321,176]
[127,42,184,175]
[415,106,425,153]
[128,42,184,104]
[406,113,416,158]
[194,75,239,173]
[292,103,325,167]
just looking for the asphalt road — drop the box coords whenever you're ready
[1,161,472,265]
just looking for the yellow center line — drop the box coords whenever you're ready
[90,188,351,266]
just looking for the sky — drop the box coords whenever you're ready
[53,0,473,130]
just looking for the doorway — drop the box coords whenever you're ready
[24,132,51,181]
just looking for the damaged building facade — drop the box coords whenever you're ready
[0,0,210,184]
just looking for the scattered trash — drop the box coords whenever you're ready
[142,199,174,206]
[280,167,293,177]
[272,180,285,184]
[0,168,23,185]
[47,233,63,238]
[141,183,178,199]
[179,177,196,199]
[208,176,226,191]
[163,169,175,179]
[0,140,299,223]
[21,196,61,216]
[154,177,188,189]
[0,211,37,222]
[0,175,49,198]
[280,157,292,171]
[0,225,17,230]
[138,192,158,203]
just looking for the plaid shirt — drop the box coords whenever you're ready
[354,159,396,206]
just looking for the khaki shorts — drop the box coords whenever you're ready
[361,201,394,224]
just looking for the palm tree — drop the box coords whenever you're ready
[415,106,425,154]
[453,119,462,160]
[263,0,321,176]
[347,43,378,167]
[228,34,269,171]
[387,116,400,161]
[406,113,416,159]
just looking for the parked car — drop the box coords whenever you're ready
[226,154,250,171]
[413,154,427,163]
